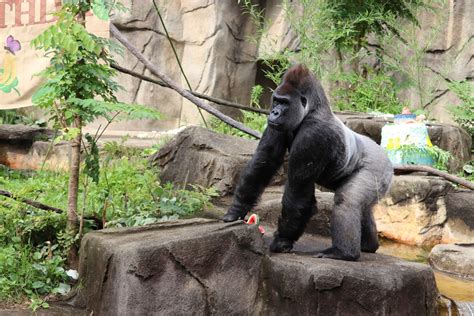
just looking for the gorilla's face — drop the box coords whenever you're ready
[268,92,309,132]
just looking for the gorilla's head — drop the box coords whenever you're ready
[268,64,320,132]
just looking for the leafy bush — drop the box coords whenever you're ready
[448,80,474,140]
[0,244,68,308]
[210,111,267,139]
[332,72,405,114]
[0,153,216,305]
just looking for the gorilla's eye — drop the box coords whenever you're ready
[300,96,307,108]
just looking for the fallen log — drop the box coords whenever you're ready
[0,189,63,213]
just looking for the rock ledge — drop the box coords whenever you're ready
[70,219,438,315]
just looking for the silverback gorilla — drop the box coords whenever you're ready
[223,64,393,261]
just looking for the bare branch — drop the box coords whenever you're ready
[111,64,270,115]
[394,165,474,190]
[110,24,262,139]
[0,189,63,213]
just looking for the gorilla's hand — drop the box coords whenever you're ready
[222,206,247,222]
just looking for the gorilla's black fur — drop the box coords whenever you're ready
[223,64,393,261]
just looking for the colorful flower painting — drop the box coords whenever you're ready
[0,35,21,95]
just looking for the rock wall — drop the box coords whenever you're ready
[102,0,472,131]
[88,0,259,132]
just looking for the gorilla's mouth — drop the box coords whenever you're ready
[268,121,284,131]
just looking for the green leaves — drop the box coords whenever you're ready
[92,0,129,20]
[31,2,160,130]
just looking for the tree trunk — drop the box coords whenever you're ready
[66,10,87,269]
[67,115,82,268]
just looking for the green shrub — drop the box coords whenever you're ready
[0,153,217,304]
[0,243,68,307]
[332,72,405,114]
[210,111,267,139]
[448,80,474,141]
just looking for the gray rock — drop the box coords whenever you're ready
[0,124,54,141]
[261,251,438,315]
[70,218,439,315]
[445,190,474,235]
[150,126,286,195]
[72,219,265,315]
[429,244,474,280]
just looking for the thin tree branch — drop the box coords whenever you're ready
[111,63,270,115]
[152,0,208,128]
[110,24,262,139]
[0,189,63,213]
[394,164,474,190]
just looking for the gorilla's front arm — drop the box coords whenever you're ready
[222,128,288,222]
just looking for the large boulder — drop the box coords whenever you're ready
[444,191,474,242]
[72,219,265,315]
[150,126,286,195]
[261,233,438,316]
[429,244,474,280]
[254,187,334,237]
[0,124,70,171]
[374,175,474,246]
[70,219,439,315]
[0,124,55,141]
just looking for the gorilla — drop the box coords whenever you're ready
[223,64,393,261]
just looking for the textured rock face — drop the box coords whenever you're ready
[429,244,474,280]
[0,124,70,171]
[406,0,473,123]
[71,219,439,315]
[255,188,334,237]
[72,219,265,315]
[101,0,472,132]
[261,251,437,316]
[91,0,258,132]
[374,175,474,246]
[444,191,474,244]
[150,126,285,195]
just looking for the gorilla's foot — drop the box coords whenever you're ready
[269,237,293,253]
[314,247,360,261]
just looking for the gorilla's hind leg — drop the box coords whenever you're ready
[315,170,377,261]
[361,207,379,253]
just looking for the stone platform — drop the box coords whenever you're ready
[68,219,438,315]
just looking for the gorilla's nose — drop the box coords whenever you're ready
[270,108,281,120]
